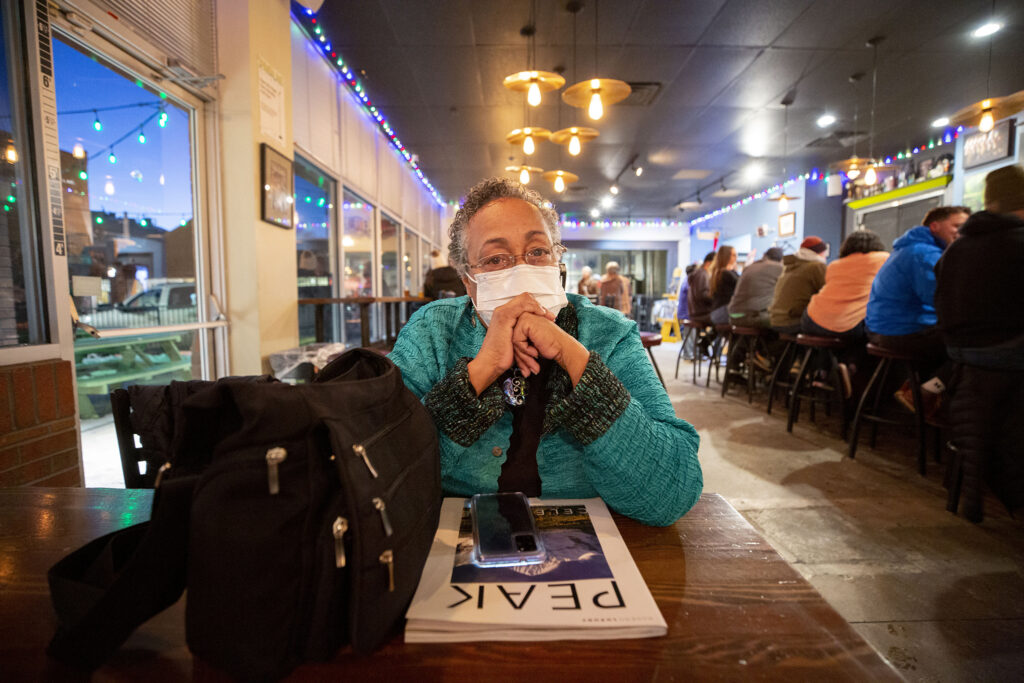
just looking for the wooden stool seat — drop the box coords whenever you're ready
[779,333,799,342]
[865,342,917,361]
[682,319,705,330]
[731,326,764,336]
[715,323,733,334]
[795,334,845,349]
[638,332,665,386]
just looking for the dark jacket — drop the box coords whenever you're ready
[687,267,712,321]
[935,211,1024,349]
[769,254,826,328]
[866,225,945,335]
[423,266,466,300]
[710,270,739,311]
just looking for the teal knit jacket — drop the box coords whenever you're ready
[388,293,702,526]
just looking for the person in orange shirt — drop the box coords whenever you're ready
[801,230,888,394]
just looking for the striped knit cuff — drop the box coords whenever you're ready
[424,357,506,447]
[546,352,630,445]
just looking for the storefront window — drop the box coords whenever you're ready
[54,37,197,331]
[0,5,46,347]
[403,226,418,297]
[341,189,374,344]
[421,236,432,295]
[295,156,336,344]
[380,214,399,298]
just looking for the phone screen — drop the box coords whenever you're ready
[470,492,547,566]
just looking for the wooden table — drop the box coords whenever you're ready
[0,488,898,681]
[298,296,429,348]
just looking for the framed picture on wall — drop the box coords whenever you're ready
[261,143,294,229]
[778,211,796,237]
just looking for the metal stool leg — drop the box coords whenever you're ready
[848,355,887,459]
[787,346,814,433]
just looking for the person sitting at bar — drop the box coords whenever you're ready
[728,246,784,328]
[577,265,600,297]
[865,205,970,414]
[708,246,739,325]
[423,249,467,300]
[687,251,715,325]
[388,177,702,526]
[800,230,889,396]
[598,261,632,316]
[769,236,828,335]
[935,165,1024,520]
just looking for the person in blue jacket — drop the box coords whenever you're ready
[388,177,702,526]
[865,205,970,412]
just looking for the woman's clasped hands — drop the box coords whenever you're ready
[467,293,589,395]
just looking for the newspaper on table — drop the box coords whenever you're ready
[405,497,667,642]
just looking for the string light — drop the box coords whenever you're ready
[93,111,102,131]
[295,10,445,206]
[72,143,85,158]
[138,128,146,144]
[108,148,117,164]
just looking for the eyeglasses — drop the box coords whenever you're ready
[468,244,566,273]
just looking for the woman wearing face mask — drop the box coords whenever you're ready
[388,178,702,526]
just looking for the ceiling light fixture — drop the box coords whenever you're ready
[600,195,614,209]
[816,113,836,128]
[743,162,762,184]
[506,164,543,185]
[590,208,600,218]
[634,165,643,177]
[972,21,1002,38]
[506,126,551,156]
[562,0,630,121]
[502,16,564,107]
[609,184,619,195]
[931,116,950,128]
[550,125,598,156]
[768,90,801,212]
[542,169,578,193]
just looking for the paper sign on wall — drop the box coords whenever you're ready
[258,60,285,146]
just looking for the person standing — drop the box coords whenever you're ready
[935,166,1024,520]
[865,205,970,412]
[577,265,600,297]
[599,261,631,316]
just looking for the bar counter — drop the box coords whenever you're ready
[0,488,898,681]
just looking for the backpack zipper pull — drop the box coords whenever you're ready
[372,497,393,537]
[351,443,379,478]
[265,447,287,494]
[332,516,348,568]
[379,549,395,592]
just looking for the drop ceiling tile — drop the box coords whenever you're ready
[698,0,815,47]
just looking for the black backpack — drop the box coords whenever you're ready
[47,349,441,680]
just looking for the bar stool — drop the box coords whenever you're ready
[847,343,929,475]
[679,320,713,385]
[639,331,666,387]
[707,323,733,388]
[675,319,697,379]
[722,326,771,403]
[786,334,848,440]
[766,333,799,416]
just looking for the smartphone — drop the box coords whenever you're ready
[470,492,547,567]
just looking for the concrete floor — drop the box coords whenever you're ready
[651,340,1024,682]
[80,341,1024,680]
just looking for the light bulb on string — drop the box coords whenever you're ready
[863,165,877,185]
[979,101,995,132]
[634,165,643,177]
[108,149,117,164]
[520,167,530,184]
[527,80,541,107]
[138,128,146,144]
[554,174,565,193]
[610,184,619,195]
[5,145,16,164]
[588,90,603,120]
[523,133,535,155]
[158,108,168,128]
[568,134,581,156]
[72,143,85,159]
[93,111,102,132]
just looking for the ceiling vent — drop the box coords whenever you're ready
[622,82,663,107]
[806,130,867,149]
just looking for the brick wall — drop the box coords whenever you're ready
[0,359,82,486]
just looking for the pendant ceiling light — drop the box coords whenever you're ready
[502,5,564,107]
[506,164,543,185]
[551,2,600,156]
[542,169,579,193]
[951,2,1021,133]
[768,92,800,212]
[830,38,891,185]
[506,127,551,156]
[561,0,630,121]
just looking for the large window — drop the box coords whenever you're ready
[403,226,418,297]
[0,4,47,347]
[341,189,374,344]
[295,156,336,344]
[380,214,399,298]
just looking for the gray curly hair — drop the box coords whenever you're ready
[448,177,561,274]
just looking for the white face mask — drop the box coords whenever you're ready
[470,264,568,327]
